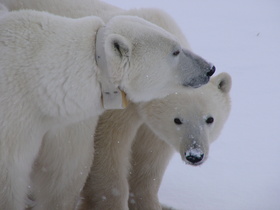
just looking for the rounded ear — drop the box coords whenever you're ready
[103,34,132,85]
[211,72,232,93]
[105,34,132,59]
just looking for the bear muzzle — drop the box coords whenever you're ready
[180,49,216,88]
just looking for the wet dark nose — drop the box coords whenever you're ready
[186,153,204,164]
[207,65,216,77]
[185,148,204,165]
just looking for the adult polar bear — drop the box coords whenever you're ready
[0,4,214,210]
[2,0,215,209]
[1,0,216,209]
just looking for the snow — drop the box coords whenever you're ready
[105,0,280,209]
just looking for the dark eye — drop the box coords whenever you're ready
[206,117,214,124]
[174,118,183,125]
[173,50,180,56]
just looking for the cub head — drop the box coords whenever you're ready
[139,72,232,165]
[98,15,215,103]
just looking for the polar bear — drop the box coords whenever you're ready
[128,73,231,210]
[0,6,214,210]
[80,72,231,210]
[0,1,216,209]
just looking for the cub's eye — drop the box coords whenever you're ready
[206,117,214,124]
[173,50,180,56]
[174,118,183,125]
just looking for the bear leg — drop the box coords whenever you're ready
[128,124,175,210]
[0,135,42,209]
[30,118,96,210]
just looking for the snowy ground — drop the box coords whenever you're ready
[105,0,280,209]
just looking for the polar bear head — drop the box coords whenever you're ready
[97,16,215,103]
[139,72,231,165]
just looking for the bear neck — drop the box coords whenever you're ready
[95,26,128,110]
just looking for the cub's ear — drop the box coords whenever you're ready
[211,72,232,93]
[105,34,132,59]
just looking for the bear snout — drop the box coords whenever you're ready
[184,148,204,165]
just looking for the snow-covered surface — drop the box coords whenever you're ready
[105,0,280,209]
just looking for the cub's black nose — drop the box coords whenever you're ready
[186,153,204,164]
[207,65,216,77]
[185,148,204,165]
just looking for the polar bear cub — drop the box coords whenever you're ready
[0,7,214,209]
[80,73,231,210]
[128,73,231,209]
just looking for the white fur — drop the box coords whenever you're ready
[81,73,232,210]
[0,9,104,209]
[0,3,213,209]
[0,0,216,209]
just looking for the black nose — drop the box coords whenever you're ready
[207,65,216,77]
[185,149,204,164]
[186,154,204,164]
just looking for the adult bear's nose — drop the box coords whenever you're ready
[207,65,216,77]
[185,148,204,165]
